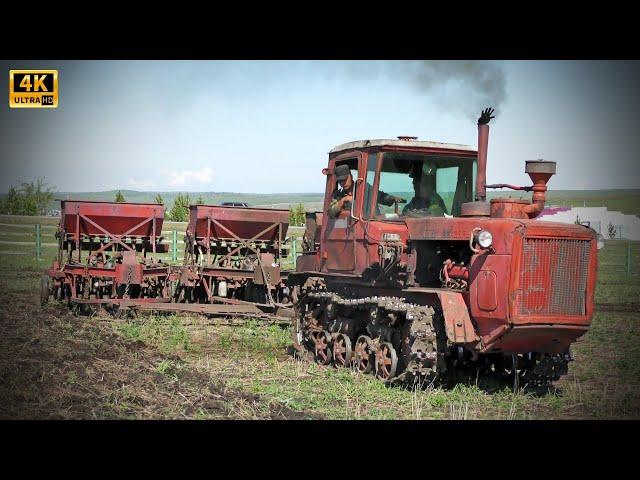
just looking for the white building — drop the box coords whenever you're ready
[538,206,640,240]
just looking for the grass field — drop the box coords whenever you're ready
[0,214,639,420]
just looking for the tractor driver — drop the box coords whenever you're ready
[402,161,448,217]
[328,164,405,218]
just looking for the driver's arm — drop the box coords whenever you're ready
[377,190,403,206]
[328,190,350,218]
[328,197,342,218]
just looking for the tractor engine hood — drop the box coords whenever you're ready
[405,216,596,255]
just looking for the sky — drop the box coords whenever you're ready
[1,60,639,193]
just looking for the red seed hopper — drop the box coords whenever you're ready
[60,200,165,253]
[188,204,289,244]
[42,200,171,308]
[178,204,292,306]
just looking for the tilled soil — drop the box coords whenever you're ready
[0,288,312,420]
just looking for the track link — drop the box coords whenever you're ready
[293,282,442,385]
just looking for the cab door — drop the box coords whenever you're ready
[320,153,364,273]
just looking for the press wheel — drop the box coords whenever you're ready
[40,274,50,306]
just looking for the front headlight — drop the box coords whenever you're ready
[477,230,493,248]
[596,233,605,250]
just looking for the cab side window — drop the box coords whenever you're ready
[328,158,358,218]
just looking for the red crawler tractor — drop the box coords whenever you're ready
[41,200,171,311]
[290,109,601,386]
[38,108,600,388]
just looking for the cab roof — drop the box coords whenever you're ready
[329,139,477,155]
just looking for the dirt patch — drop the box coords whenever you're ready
[0,290,313,419]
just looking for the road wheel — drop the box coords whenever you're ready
[375,342,398,381]
[313,330,333,365]
[354,335,374,374]
[333,333,352,367]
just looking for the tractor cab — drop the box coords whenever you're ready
[317,137,478,273]
[324,137,478,222]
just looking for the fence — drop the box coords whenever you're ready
[0,222,305,270]
[7,221,632,276]
[599,240,640,276]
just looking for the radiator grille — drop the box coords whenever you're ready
[519,237,591,315]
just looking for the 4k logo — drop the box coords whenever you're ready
[9,70,58,108]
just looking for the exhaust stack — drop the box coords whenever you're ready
[460,108,494,217]
[475,108,493,202]
[476,124,489,201]
[462,108,557,219]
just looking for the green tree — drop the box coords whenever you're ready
[169,193,191,222]
[0,179,54,215]
[154,194,164,205]
[296,204,306,226]
[24,179,53,215]
[289,203,306,226]
[195,194,205,205]
[1,187,23,215]
[115,190,126,202]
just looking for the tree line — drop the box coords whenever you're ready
[0,179,54,216]
[1,180,307,226]
[116,191,204,222]
[125,190,307,225]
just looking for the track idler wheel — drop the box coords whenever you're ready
[354,335,374,374]
[332,333,352,368]
[375,342,398,381]
[312,330,333,365]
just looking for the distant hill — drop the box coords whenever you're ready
[2,189,638,216]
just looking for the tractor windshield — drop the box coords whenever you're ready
[371,153,477,219]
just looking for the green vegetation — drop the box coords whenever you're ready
[117,315,197,355]
[289,203,306,226]
[114,190,126,202]
[0,179,54,216]
[154,194,164,205]
[168,193,191,222]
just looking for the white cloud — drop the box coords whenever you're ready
[167,166,215,189]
